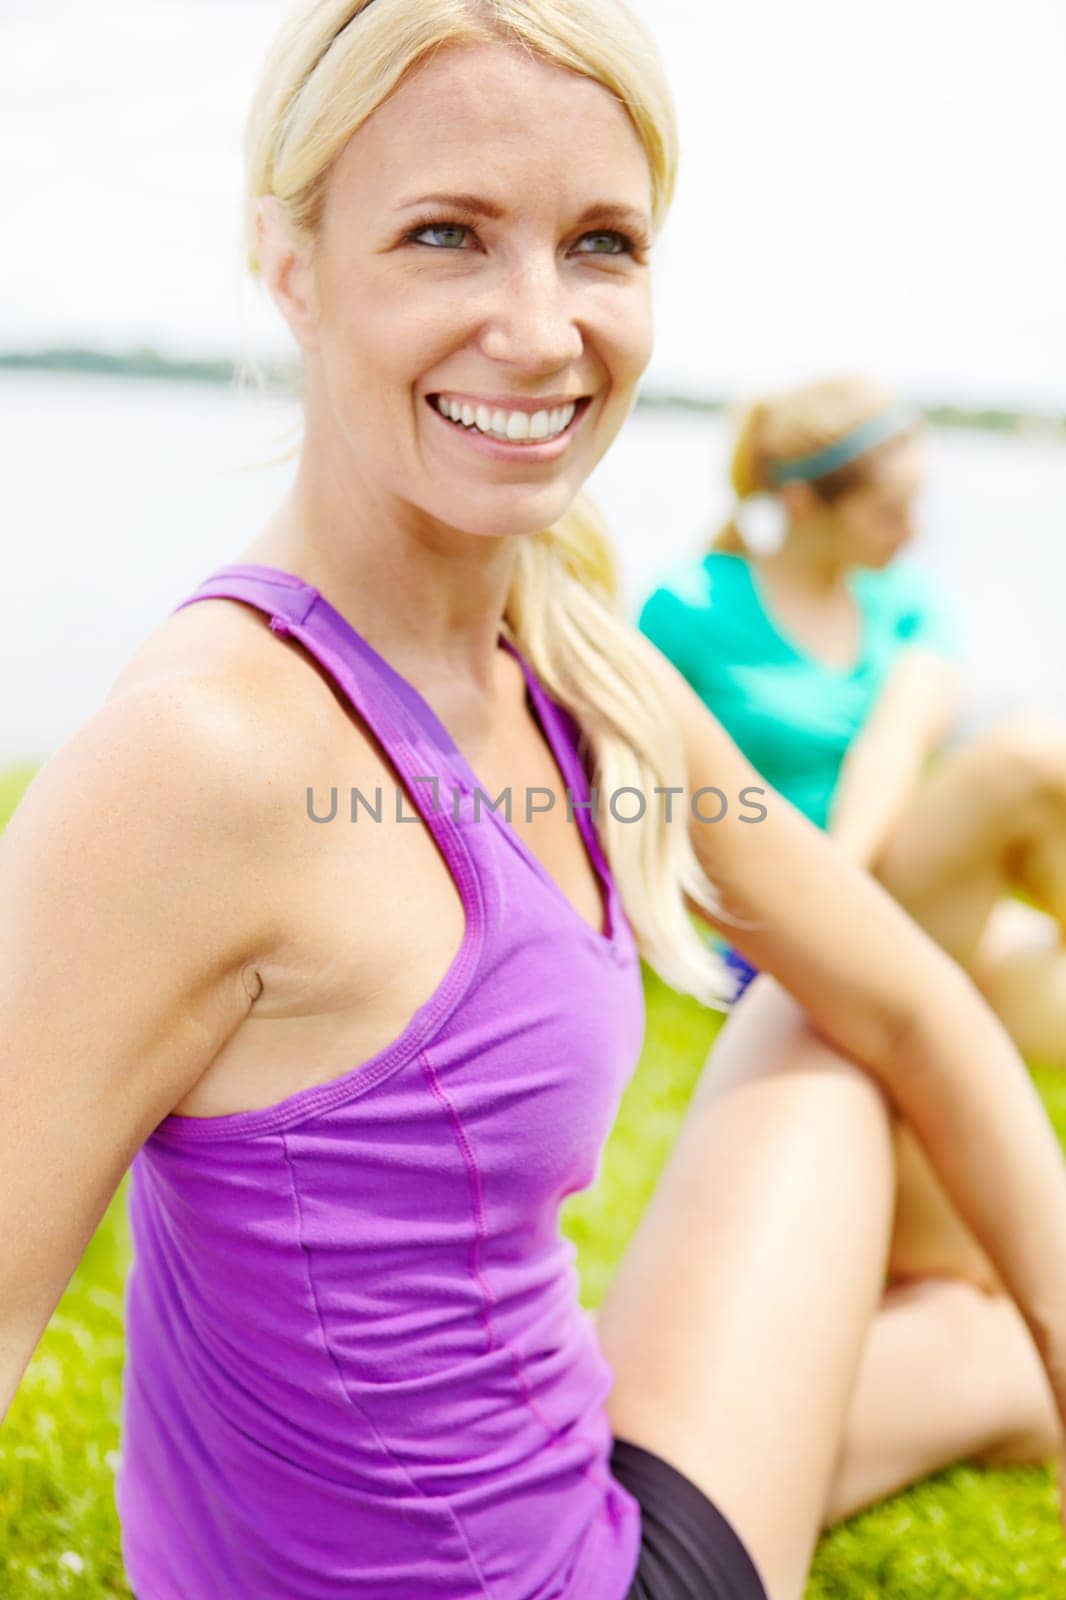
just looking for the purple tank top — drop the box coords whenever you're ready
[116,563,647,1599]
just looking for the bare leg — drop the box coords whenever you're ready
[886,1117,1004,1293]
[1012,780,1066,929]
[971,900,1066,1067]
[822,1276,1062,1529]
[863,715,1066,1296]
[596,975,899,1600]
[871,711,1066,970]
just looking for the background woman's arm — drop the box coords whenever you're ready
[637,633,1066,1428]
[827,648,964,870]
[0,686,285,1419]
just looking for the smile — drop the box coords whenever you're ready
[427,393,593,456]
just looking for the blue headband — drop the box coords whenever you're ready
[769,404,920,485]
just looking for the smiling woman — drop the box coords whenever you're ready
[241,0,739,1003]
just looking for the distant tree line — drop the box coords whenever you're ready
[2,345,1063,438]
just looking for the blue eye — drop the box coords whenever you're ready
[578,230,638,256]
[407,222,471,249]
[404,218,646,257]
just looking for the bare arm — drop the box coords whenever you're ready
[827,648,964,870]
[636,631,1066,1424]
[0,684,287,1419]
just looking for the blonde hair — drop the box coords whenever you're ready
[709,374,917,555]
[241,0,742,1007]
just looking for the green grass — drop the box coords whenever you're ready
[2,765,1065,1597]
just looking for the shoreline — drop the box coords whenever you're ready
[2,346,1064,441]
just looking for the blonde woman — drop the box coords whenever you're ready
[640,377,1066,1070]
[2,7,1066,1600]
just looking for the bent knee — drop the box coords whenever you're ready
[699,976,897,1136]
[978,711,1066,802]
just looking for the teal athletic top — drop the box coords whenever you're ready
[637,551,965,832]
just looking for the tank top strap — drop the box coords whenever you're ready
[171,561,478,856]
[504,646,610,881]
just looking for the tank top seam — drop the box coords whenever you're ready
[280,1129,497,1598]
[417,1047,623,1507]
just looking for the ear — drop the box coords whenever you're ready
[780,481,820,522]
[254,196,321,353]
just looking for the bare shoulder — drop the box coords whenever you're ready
[101,589,348,780]
[3,596,369,994]
[15,609,307,858]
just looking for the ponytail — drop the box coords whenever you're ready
[504,492,743,1009]
[706,396,775,556]
[708,519,747,556]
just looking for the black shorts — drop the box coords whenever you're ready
[610,1436,770,1600]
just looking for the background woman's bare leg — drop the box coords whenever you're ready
[871,712,1066,949]
[1014,820,1066,931]
[887,1118,1004,1293]
[971,900,1066,1067]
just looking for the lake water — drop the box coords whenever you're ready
[2,371,1063,766]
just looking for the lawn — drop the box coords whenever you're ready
[2,763,1065,1598]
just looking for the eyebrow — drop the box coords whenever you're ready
[396,192,651,231]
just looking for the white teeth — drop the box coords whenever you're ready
[435,396,579,442]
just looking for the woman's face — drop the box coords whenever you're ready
[823,435,929,569]
[274,41,656,544]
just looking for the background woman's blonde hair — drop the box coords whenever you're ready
[710,373,916,556]
[240,0,744,1007]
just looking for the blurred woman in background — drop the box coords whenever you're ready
[639,373,1066,1291]
[639,374,1066,1068]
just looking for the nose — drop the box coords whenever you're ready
[477,250,585,374]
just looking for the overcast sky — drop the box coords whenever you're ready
[3,0,1064,406]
